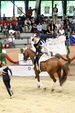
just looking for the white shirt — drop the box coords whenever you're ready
[55,23,61,30]
[0,66,7,73]
[59,29,64,35]
[9,30,15,34]
[8,37,15,43]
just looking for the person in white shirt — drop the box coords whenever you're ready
[59,26,65,35]
[37,22,42,33]
[55,20,61,30]
[8,33,15,48]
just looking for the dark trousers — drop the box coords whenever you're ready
[3,77,12,96]
[34,55,39,65]
[34,53,43,65]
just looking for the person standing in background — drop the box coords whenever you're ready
[73,8,75,19]
[53,4,58,24]
[26,7,36,20]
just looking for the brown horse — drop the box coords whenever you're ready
[22,47,68,91]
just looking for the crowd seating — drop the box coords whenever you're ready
[0,32,33,48]
[15,38,32,48]
[0,15,75,48]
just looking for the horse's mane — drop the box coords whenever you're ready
[28,48,35,54]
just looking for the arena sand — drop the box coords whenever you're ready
[0,65,75,113]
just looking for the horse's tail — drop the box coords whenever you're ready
[58,61,68,86]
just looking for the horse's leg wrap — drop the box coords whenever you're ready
[35,78,39,85]
[35,78,45,89]
[51,81,55,91]
[38,82,43,88]
[58,86,62,92]
[35,78,40,88]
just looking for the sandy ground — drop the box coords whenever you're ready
[0,65,75,113]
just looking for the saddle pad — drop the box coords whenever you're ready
[39,53,51,63]
[36,53,52,71]
[37,54,51,71]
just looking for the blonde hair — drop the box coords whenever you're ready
[2,61,6,67]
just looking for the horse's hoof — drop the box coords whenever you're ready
[38,86,40,88]
[51,88,54,92]
[43,87,46,91]
[58,86,62,92]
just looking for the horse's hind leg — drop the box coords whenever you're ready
[57,69,62,92]
[48,72,56,91]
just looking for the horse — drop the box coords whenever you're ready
[22,47,68,91]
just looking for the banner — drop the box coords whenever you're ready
[31,35,67,55]
[69,35,75,46]
[9,65,48,76]
[45,35,67,55]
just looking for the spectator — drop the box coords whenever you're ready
[50,21,56,32]
[31,18,37,32]
[59,18,64,25]
[64,16,70,27]
[55,20,61,30]
[17,17,23,32]
[11,17,17,27]
[7,22,14,31]
[65,25,71,36]
[21,15,26,26]
[42,21,47,34]
[54,26,58,35]
[65,21,70,30]
[59,26,65,36]
[14,22,20,39]
[40,14,45,24]
[37,22,42,33]
[32,23,37,32]
[31,17,36,25]
[26,7,35,19]
[3,35,9,48]
[5,18,10,26]
[2,23,8,36]
[24,17,32,32]
[8,33,15,48]
[46,25,52,34]
[46,16,51,26]
[0,17,4,26]
[53,4,58,24]
[70,21,75,31]
[0,24,3,32]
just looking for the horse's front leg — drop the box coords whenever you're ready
[35,70,43,88]
[34,66,45,89]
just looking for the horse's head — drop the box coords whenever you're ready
[21,46,35,63]
[21,47,29,61]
